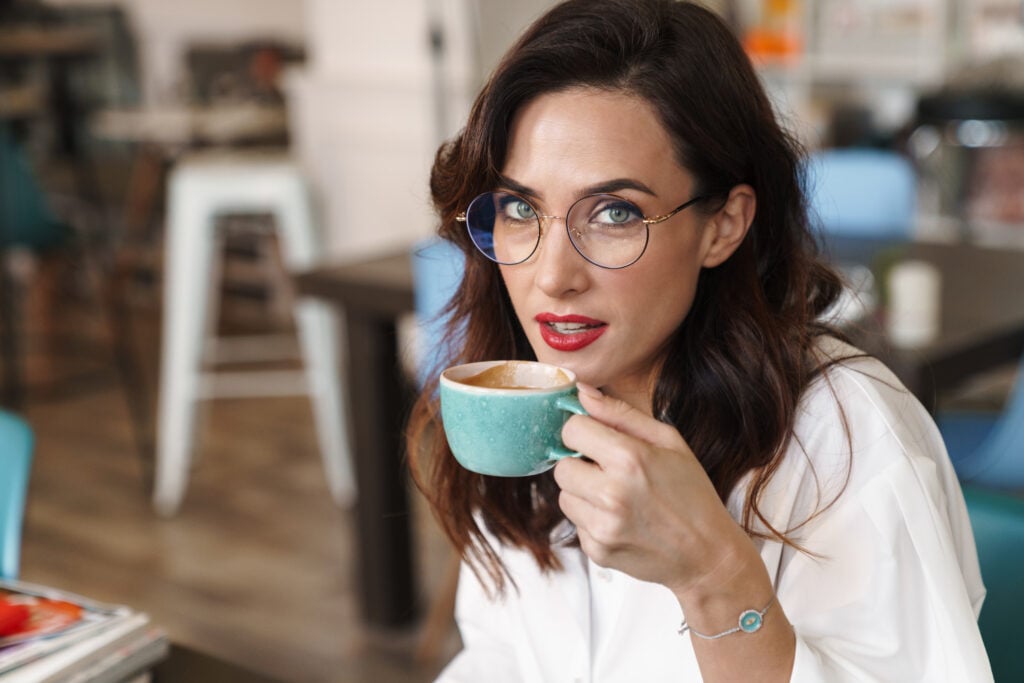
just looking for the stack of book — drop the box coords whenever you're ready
[0,580,168,682]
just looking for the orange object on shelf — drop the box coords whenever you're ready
[743,0,803,61]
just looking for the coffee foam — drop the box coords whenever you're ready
[457,361,570,390]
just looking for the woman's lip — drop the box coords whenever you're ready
[535,313,605,325]
[535,313,607,352]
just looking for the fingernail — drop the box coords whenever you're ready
[576,382,602,399]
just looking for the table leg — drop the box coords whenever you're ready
[344,310,418,628]
[0,126,23,409]
[0,259,23,409]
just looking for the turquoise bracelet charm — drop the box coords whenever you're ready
[678,596,775,640]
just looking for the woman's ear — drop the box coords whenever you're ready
[700,184,756,268]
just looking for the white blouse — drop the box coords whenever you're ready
[436,342,993,682]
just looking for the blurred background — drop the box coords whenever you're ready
[1,0,1024,681]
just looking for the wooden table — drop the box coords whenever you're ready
[295,255,419,629]
[295,236,1024,627]
[90,104,289,148]
[825,236,1024,412]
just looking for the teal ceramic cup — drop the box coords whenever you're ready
[440,360,588,476]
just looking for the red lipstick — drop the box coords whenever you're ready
[535,313,607,352]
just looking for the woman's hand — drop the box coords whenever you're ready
[553,383,757,598]
[556,383,794,682]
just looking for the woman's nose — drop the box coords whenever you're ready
[532,217,590,297]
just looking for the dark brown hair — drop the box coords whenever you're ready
[407,0,844,592]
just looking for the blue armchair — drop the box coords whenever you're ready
[411,237,465,388]
[938,356,1024,489]
[805,148,917,239]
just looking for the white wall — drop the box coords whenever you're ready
[286,0,443,259]
[287,0,564,260]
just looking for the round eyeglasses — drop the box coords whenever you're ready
[456,191,708,269]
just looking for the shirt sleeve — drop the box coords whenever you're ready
[775,363,993,682]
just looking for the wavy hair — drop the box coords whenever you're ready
[407,0,845,592]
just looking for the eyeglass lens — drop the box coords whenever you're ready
[464,191,649,268]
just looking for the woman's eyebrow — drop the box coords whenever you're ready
[496,176,658,198]
[581,178,657,196]
[496,175,541,199]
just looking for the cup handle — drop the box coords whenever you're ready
[545,394,588,461]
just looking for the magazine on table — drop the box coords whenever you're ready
[0,579,154,677]
[61,626,169,683]
[4,613,167,683]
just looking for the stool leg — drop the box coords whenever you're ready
[154,180,216,517]
[296,299,356,506]
[276,172,356,506]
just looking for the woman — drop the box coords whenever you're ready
[407,1,991,680]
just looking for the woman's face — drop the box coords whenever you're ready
[498,87,740,411]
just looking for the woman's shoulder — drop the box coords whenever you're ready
[779,335,952,503]
[726,335,965,548]
[808,335,900,392]
[799,336,928,441]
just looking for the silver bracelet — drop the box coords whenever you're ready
[678,596,775,640]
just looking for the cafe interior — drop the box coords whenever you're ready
[1,0,1024,680]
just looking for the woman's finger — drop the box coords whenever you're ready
[560,490,627,567]
[560,413,638,471]
[557,485,595,528]
[554,435,662,526]
[553,450,612,504]
[577,383,685,450]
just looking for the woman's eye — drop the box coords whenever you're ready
[516,202,537,220]
[500,199,536,221]
[595,203,640,225]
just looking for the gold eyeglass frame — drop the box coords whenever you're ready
[455,191,708,270]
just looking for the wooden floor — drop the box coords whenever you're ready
[13,273,458,682]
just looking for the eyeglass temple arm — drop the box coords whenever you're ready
[643,194,708,225]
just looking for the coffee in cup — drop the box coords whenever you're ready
[440,360,587,476]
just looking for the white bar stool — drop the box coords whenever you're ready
[154,151,355,516]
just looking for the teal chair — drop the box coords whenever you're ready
[0,122,68,251]
[1,121,71,406]
[0,410,33,580]
[962,486,1024,682]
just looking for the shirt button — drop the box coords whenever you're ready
[596,568,612,582]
